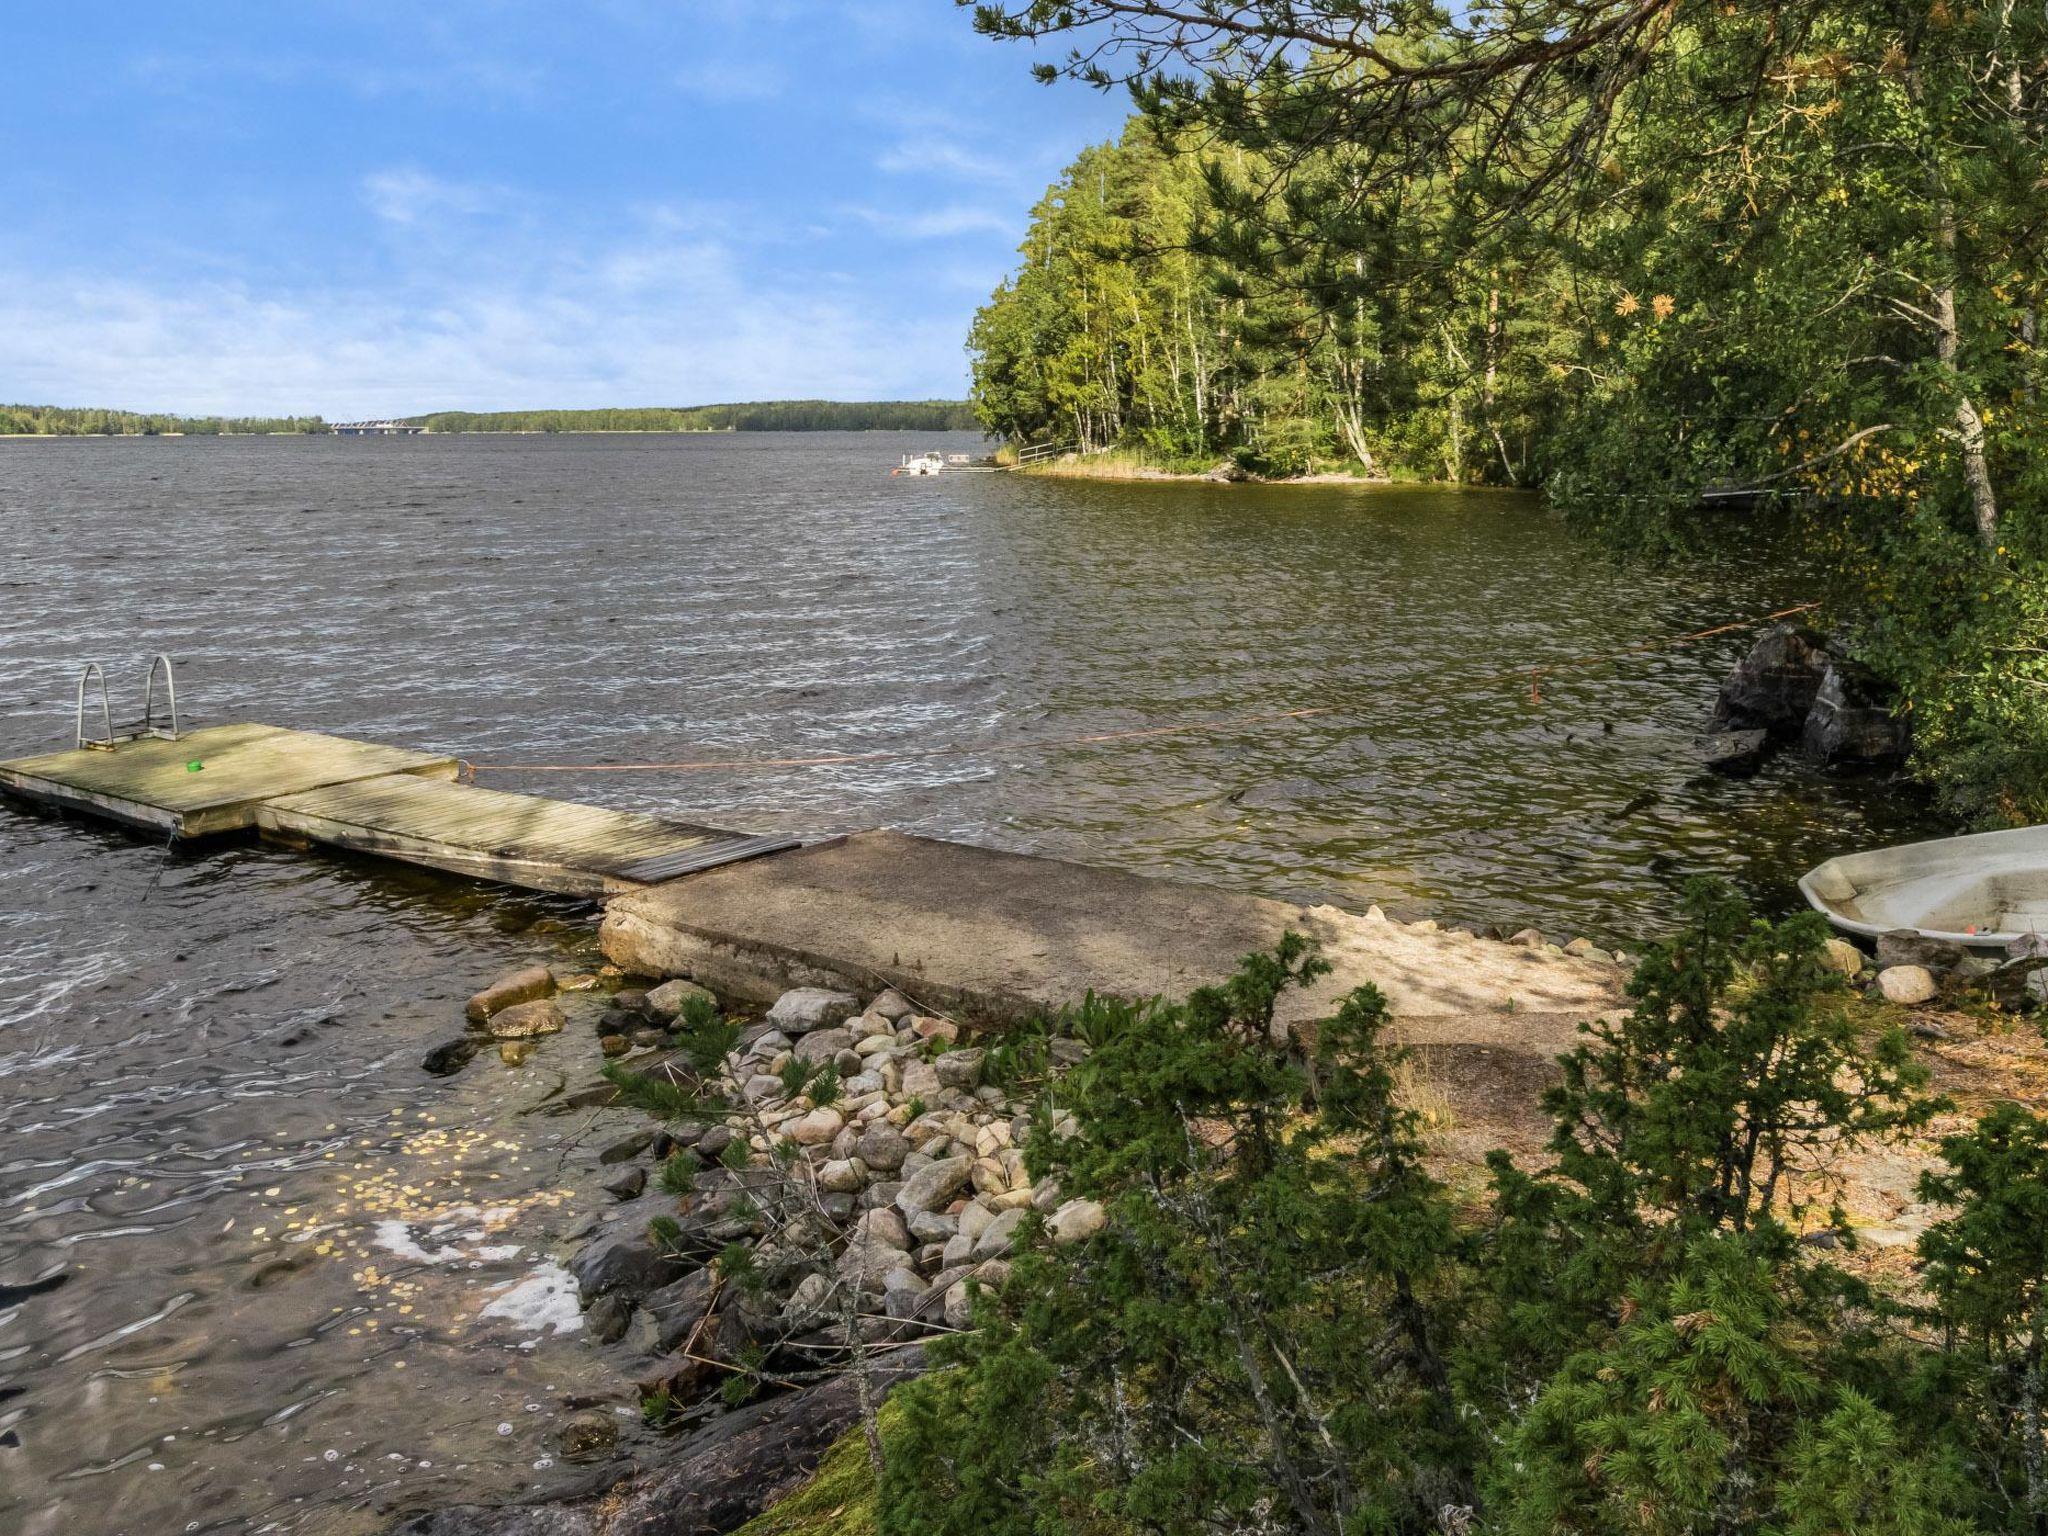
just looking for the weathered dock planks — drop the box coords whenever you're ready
[0,721,796,893]
[256,772,798,897]
[0,723,458,836]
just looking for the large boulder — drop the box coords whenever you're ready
[1713,624,1832,738]
[1876,965,1939,1006]
[1876,930,1969,972]
[570,1204,687,1305]
[1802,661,1911,771]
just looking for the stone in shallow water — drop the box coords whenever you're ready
[465,964,555,1023]
[487,998,565,1039]
[644,977,718,1021]
[420,1037,478,1076]
[556,1409,617,1462]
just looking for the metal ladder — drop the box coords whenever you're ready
[76,654,181,751]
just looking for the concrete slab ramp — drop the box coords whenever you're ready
[601,831,1624,1142]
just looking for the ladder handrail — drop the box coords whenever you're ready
[76,664,114,750]
[143,654,179,740]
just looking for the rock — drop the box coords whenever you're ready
[1049,1198,1106,1245]
[935,1049,986,1092]
[570,1206,684,1304]
[1803,661,1911,771]
[1696,727,1772,777]
[816,1159,864,1194]
[465,964,556,1024]
[487,998,566,1040]
[1204,460,1250,483]
[941,1232,974,1269]
[854,1206,911,1250]
[783,1271,832,1328]
[600,1130,655,1165]
[767,988,860,1035]
[905,1209,957,1243]
[697,1125,735,1161]
[1562,938,1595,957]
[586,1291,632,1344]
[870,988,914,1021]
[786,1108,844,1147]
[600,1034,631,1058]
[900,1061,942,1101]
[1506,928,1544,947]
[556,1409,618,1462]
[645,1268,718,1352]
[644,978,718,1021]
[1820,938,1866,977]
[957,1200,995,1242]
[1714,623,1832,738]
[854,1124,909,1174]
[882,1266,927,1320]
[603,1167,647,1201]
[1877,965,1939,1006]
[972,1206,1031,1261]
[497,1041,535,1067]
[792,1027,855,1065]
[1908,1018,1952,1040]
[1876,930,1969,972]
[911,1016,960,1046]
[421,1037,479,1076]
[895,1155,972,1216]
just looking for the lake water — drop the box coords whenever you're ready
[0,432,1938,1532]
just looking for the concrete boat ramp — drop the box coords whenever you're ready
[3,722,1622,1132]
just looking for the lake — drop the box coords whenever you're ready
[0,431,1937,1532]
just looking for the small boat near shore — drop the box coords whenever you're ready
[1801,824,2048,947]
[892,450,946,476]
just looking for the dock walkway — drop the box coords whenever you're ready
[0,723,796,896]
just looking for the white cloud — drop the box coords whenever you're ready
[0,231,973,418]
[877,138,1011,182]
[362,169,500,227]
[844,203,1019,240]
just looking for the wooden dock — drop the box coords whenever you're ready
[0,723,797,896]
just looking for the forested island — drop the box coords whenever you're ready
[404,401,975,433]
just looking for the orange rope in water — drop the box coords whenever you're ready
[458,600,1818,780]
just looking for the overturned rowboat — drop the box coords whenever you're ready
[1800,825,2048,948]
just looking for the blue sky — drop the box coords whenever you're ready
[0,2,1127,416]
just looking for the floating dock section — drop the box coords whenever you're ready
[0,723,796,897]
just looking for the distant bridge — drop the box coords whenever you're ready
[331,420,424,436]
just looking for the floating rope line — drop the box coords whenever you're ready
[459,600,1819,780]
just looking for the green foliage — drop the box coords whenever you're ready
[0,402,328,435]
[970,0,2048,821]
[602,1061,705,1122]
[883,934,1474,1533]
[675,991,722,1034]
[656,1148,701,1198]
[647,1214,686,1257]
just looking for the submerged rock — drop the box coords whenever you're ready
[421,1037,479,1076]
[1696,727,1771,777]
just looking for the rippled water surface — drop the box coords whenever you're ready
[0,432,1940,1532]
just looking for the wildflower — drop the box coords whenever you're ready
[1650,294,1675,320]
[1615,292,1641,317]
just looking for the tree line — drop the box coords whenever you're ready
[965,0,2045,825]
[406,401,977,433]
[0,404,328,435]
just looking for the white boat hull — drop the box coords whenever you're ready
[1800,824,2048,947]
